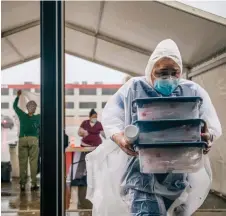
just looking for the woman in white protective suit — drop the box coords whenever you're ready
[85,39,222,216]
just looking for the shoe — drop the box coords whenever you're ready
[20,185,25,192]
[31,184,39,191]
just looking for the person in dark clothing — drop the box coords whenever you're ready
[13,90,40,192]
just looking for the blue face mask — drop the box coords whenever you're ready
[91,118,97,124]
[154,78,179,96]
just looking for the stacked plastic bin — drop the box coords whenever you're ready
[132,97,207,173]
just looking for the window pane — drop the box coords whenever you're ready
[13,89,31,94]
[35,89,40,93]
[65,102,74,109]
[1,102,9,109]
[66,88,74,95]
[102,102,107,108]
[79,102,97,109]
[101,88,118,95]
[79,88,96,95]
[13,89,18,95]
[24,89,31,92]
[1,88,9,95]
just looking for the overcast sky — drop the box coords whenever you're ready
[1,1,226,85]
[1,55,126,84]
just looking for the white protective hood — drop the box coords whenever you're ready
[145,39,182,84]
[87,39,222,216]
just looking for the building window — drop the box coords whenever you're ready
[101,88,118,95]
[79,88,97,95]
[65,102,74,109]
[66,88,74,95]
[79,102,97,109]
[102,102,107,108]
[1,102,9,109]
[20,89,30,92]
[13,89,18,95]
[35,89,40,93]
[1,88,9,95]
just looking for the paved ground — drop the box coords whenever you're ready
[1,179,226,216]
[1,181,226,215]
[1,126,91,215]
[1,179,92,216]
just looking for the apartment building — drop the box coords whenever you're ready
[1,83,121,122]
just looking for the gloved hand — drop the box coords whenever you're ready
[201,121,213,154]
[112,132,138,156]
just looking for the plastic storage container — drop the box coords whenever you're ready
[137,142,207,173]
[134,119,204,144]
[133,97,202,121]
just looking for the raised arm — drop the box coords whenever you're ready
[13,90,25,117]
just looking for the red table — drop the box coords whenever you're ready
[65,146,96,184]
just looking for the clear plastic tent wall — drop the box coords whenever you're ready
[192,64,226,196]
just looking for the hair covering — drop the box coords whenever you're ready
[145,39,182,84]
[26,100,37,113]
[89,109,97,117]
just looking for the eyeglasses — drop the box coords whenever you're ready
[153,68,180,79]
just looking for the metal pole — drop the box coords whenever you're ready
[40,1,65,216]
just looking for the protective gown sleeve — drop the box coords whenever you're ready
[196,84,222,141]
[102,79,133,139]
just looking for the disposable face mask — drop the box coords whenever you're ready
[154,78,179,96]
[91,118,97,123]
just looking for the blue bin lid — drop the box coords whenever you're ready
[133,96,202,107]
[133,119,204,132]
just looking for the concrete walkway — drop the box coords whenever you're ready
[1,179,226,216]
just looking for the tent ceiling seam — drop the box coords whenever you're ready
[92,1,105,60]
[2,20,153,57]
[5,37,25,60]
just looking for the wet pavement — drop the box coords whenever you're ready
[2,178,226,216]
[1,127,92,216]
[1,179,92,216]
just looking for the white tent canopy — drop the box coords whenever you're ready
[1,1,226,76]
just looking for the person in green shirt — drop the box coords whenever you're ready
[13,90,40,192]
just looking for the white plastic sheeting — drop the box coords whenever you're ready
[192,63,226,196]
[86,39,222,215]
